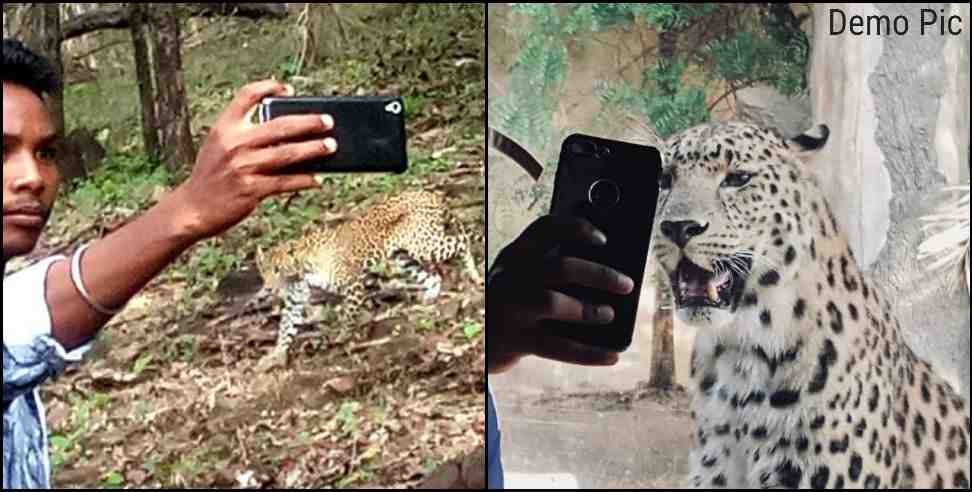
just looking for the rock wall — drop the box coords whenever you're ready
[809,2,970,398]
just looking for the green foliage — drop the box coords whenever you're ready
[132,352,156,378]
[163,335,199,363]
[101,471,125,489]
[596,60,710,138]
[336,400,362,436]
[492,3,811,143]
[49,392,112,473]
[462,322,483,341]
[700,28,808,97]
[277,54,302,79]
[62,153,171,220]
[182,241,246,296]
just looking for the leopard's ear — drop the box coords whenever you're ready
[788,124,830,160]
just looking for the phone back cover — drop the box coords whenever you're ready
[548,134,662,352]
[261,96,408,174]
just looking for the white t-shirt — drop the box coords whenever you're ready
[3,256,67,347]
[3,256,91,485]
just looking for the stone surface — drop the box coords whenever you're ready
[417,448,485,489]
[810,2,970,398]
[57,127,107,184]
[735,85,813,138]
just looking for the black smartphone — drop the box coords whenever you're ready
[547,134,662,352]
[259,96,408,174]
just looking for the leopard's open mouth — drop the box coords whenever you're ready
[670,256,752,311]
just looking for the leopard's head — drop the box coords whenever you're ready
[651,122,830,330]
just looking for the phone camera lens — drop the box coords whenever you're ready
[596,146,612,159]
[589,179,621,209]
[571,141,597,157]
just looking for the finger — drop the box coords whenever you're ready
[525,289,615,325]
[255,174,321,199]
[222,80,293,124]
[497,215,607,265]
[241,114,334,151]
[237,136,338,174]
[544,256,635,295]
[529,335,620,367]
[241,102,261,130]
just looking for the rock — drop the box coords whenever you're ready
[216,269,265,301]
[734,84,812,138]
[417,448,485,489]
[57,127,107,184]
[459,448,486,489]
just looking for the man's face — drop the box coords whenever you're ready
[2,81,61,261]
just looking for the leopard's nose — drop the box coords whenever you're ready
[660,220,709,248]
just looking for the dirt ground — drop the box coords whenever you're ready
[493,377,693,490]
[37,154,486,489]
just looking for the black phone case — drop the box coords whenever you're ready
[260,96,408,174]
[547,134,662,352]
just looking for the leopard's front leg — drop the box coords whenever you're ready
[337,279,368,326]
[275,279,310,358]
[256,279,311,371]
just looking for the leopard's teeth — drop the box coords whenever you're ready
[707,282,720,303]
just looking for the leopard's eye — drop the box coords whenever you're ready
[722,172,754,188]
[659,171,673,190]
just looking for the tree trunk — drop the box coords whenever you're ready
[2,5,12,38]
[151,4,195,173]
[22,4,66,136]
[646,27,680,390]
[129,3,161,159]
[61,3,288,42]
[648,307,676,389]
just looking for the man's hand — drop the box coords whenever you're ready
[486,215,635,374]
[43,80,338,350]
[168,80,337,241]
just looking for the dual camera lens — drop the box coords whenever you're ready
[571,140,620,209]
[570,141,612,160]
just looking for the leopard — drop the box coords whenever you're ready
[650,121,971,489]
[255,190,482,366]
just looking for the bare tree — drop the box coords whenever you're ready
[61,3,287,41]
[647,261,676,389]
[646,26,682,390]
[50,3,287,168]
[129,3,161,159]
[20,4,66,136]
[150,4,195,172]
[2,5,12,38]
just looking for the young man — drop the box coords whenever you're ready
[2,39,338,489]
[485,215,635,489]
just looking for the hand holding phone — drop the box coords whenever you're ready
[259,96,408,174]
[486,215,634,374]
[546,134,662,352]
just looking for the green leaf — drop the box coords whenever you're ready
[463,322,483,340]
[132,353,154,377]
[103,471,124,487]
[50,435,71,451]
